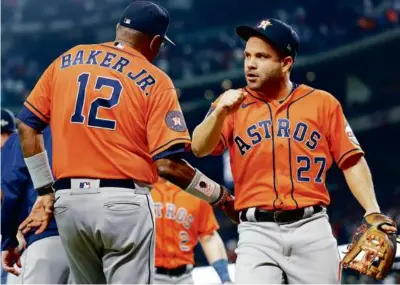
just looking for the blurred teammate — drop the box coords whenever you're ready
[1,127,70,284]
[152,178,231,284]
[191,18,397,283]
[16,1,236,284]
[1,108,17,284]
[1,109,17,148]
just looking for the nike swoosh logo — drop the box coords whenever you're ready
[241,102,256,108]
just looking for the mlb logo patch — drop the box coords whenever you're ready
[79,182,91,189]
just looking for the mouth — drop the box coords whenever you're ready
[246,73,258,82]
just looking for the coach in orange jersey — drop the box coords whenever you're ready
[152,178,232,284]
[191,18,397,283]
[15,1,237,284]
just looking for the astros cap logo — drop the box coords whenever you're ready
[257,19,272,30]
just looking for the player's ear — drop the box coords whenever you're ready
[149,35,163,54]
[282,56,293,73]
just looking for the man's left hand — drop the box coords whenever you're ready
[19,192,55,234]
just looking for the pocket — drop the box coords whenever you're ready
[54,205,68,215]
[104,201,141,211]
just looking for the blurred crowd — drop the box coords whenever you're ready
[2,0,400,111]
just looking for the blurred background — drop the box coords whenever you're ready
[2,0,400,283]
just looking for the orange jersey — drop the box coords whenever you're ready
[22,42,190,183]
[151,179,219,268]
[210,84,364,211]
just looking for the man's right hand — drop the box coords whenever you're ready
[216,89,247,115]
[2,248,22,276]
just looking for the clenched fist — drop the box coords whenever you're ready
[216,89,247,114]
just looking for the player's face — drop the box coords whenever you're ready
[244,37,284,90]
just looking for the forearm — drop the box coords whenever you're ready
[156,157,224,203]
[199,232,228,263]
[343,157,380,215]
[192,108,227,157]
[199,232,230,282]
[18,122,45,158]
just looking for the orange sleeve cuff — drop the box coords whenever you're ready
[337,148,365,169]
[151,138,192,158]
[24,101,50,123]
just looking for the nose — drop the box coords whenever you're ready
[246,57,257,70]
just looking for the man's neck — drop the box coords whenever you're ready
[259,79,293,101]
[115,38,151,61]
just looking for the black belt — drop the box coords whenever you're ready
[53,178,136,191]
[240,205,323,224]
[155,265,189,277]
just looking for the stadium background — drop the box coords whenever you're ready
[1,0,400,283]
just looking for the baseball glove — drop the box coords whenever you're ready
[341,213,397,280]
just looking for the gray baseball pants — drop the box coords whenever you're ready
[235,208,341,284]
[53,179,155,284]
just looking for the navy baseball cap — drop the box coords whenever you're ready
[1,108,16,134]
[236,18,300,59]
[119,1,175,46]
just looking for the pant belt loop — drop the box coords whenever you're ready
[246,208,257,222]
[303,206,314,219]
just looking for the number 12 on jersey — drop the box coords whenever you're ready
[71,73,123,130]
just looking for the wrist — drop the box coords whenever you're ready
[37,184,54,196]
[211,259,231,283]
[184,169,222,203]
[24,151,54,189]
[364,205,381,217]
[214,107,229,118]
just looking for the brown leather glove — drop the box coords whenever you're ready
[211,186,239,224]
[341,213,397,280]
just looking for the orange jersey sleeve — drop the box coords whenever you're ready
[326,97,364,169]
[146,80,191,159]
[23,62,55,124]
[206,97,233,155]
[197,200,219,237]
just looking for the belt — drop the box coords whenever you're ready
[155,265,189,277]
[239,205,324,224]
[53,178,136,191]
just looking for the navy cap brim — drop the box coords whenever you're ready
[236,25,268,42]
[163,35,175,46]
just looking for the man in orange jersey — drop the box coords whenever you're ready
[16,1,236,284]
[152,178,232,284]
[191,18,397,283]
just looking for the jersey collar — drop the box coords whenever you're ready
[245,84,310,107]
[101,41,148,61]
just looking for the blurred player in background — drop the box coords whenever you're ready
[192,18,397,283]
[1,109,17,148]
[152,178,231,284]
[1,127,70,284]
[16,1,236,284]
[1,108,17,285]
